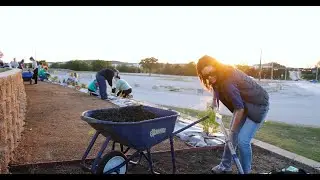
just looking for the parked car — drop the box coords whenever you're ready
[0,63,10,68]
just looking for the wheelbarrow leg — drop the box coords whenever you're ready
[146,149,160,174]
[112,141,116,150]
[129,151,143,165]
[169,136,176,174]
[81,131,100,163]
[80,131,100,172]
[91,136,111,173]
[120,144,124,152]
[112,142,126,153]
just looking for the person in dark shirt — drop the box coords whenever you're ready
[18,59,25,69]
[196,55,269,174]
[96,68,119,100]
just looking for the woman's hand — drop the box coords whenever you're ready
[230,109,245,132]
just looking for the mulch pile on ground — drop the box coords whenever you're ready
[90,105,157,122]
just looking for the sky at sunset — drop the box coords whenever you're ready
[1,6,320,68]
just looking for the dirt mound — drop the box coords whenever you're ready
[90,106,157,122]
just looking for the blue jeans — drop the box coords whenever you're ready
[96,74,107,99]
[218,109,268,174]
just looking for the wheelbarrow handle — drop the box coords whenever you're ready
[172,115,210,135]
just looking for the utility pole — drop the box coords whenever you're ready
[284,67,287,80]
[271,62,274,80]
[316,65,319,81]
[259,48,262,81]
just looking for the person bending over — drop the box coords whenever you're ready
[196,55,269,174]
[88,79,99,96]
[113,76,132,98]
[96,68,119,100]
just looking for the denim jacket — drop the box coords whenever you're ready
[214,69,269,123]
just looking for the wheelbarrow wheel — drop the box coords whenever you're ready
[96,151,128,174]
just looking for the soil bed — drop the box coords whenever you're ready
[90,105,157,122]
[10,145,320,174]
[11,82,190,165]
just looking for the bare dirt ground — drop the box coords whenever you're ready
[10,82,190,166]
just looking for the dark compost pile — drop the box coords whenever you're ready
[90,106,157,122]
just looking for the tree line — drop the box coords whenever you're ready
[47,58,319,80]
[49,59,198,76]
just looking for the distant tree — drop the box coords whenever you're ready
[64,60,91,71]
[235,64,259,78]
[173,64,183,75]
[139,57,159,76]
[50,62,61,68]
[162,63,174,75]
[116,64,141,73]
[183,62,197,76]
[90,60,111,71]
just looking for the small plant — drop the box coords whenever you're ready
[197,107,219,135]
[81,83,87,89]
[52,76,59,82]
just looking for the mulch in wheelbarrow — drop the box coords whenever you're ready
[9,145,320,174]
[91,105,157,122]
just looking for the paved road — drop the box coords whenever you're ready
[51,70,320,127]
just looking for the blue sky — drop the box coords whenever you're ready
[0,6,320,68]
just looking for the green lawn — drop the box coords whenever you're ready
[0,68,11,73]
[162,105,320,162]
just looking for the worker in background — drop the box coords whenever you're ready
[39,66,50,81]
[96,68,119,100]
[113,75,132,98]
[18,59,25,69]
[87,79,99,96]
[30,57,39,84]
[10,58,19,68]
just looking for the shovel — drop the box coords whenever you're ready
[213,90,244,174]
[215,111,244,174]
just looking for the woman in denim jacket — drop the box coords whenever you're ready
[196,55,269,174]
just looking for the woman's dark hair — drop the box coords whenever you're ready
[196,55,233,92]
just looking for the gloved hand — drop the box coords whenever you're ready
[208,99,218,111]
[112,88,116,93]
[225,129,237,146]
